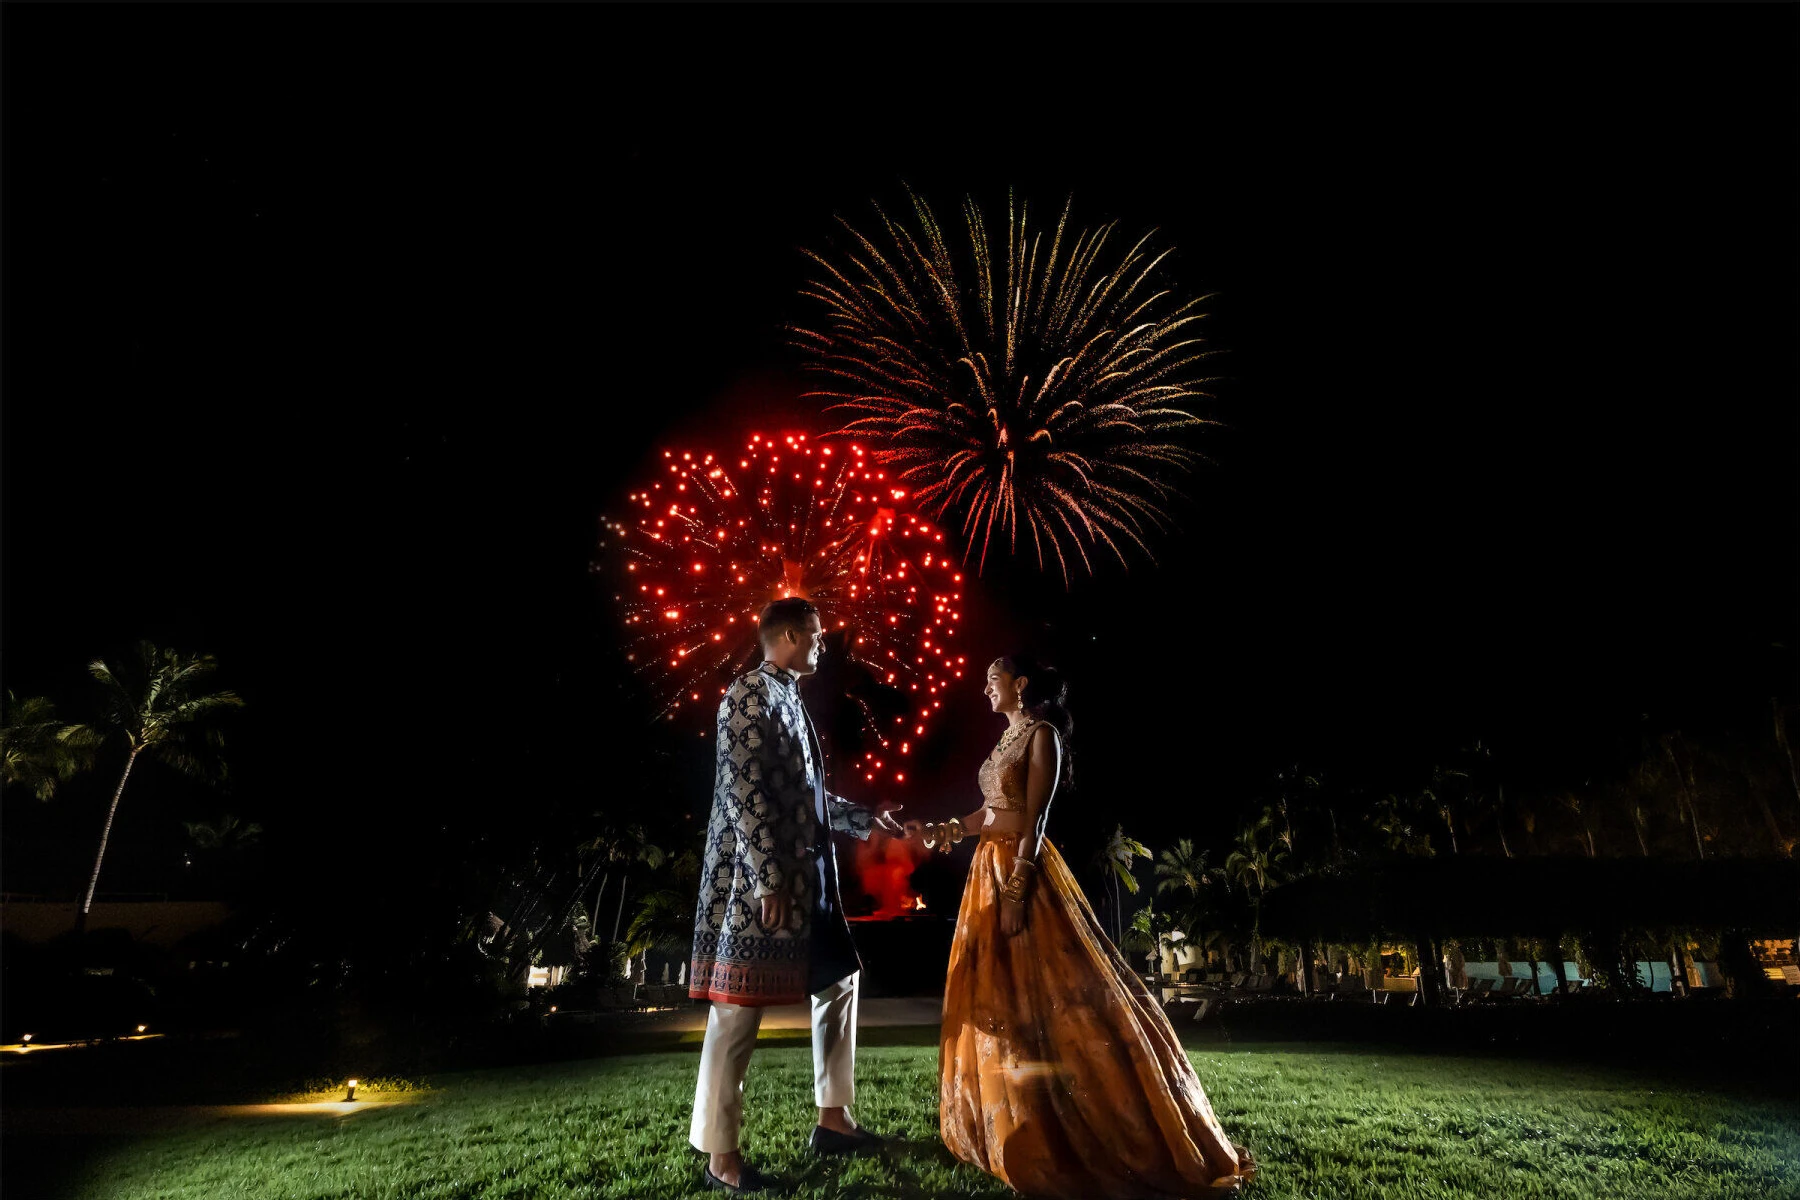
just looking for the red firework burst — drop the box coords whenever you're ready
[601,431,969,792]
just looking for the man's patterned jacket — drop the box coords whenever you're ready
[689,661,875,1005]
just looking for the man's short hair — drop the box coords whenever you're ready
[758,597,819,646]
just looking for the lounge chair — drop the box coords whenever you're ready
[1456,978,1495,1006]
[1376,976,1418,1005]
[1225,974,1264,998]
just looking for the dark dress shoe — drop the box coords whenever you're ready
[808,1123,886,1156]
[703,1162,780,1194]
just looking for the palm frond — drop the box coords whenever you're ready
[624,889,692,957]
[88,643,242,778]
[1,692,102,800]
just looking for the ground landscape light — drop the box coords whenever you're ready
[345,1078,358,1102]
[136,1024,147,1033]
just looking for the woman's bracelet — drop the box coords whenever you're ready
[922,816,966,854]
[1001,858,1037,903]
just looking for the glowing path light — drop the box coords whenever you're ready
[600,432,970,793]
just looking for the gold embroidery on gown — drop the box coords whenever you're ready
[940,723,1256,1197]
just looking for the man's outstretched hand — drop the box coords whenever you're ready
[873,802,906,836]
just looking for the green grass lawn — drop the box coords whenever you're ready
[38,1036,1800,1200]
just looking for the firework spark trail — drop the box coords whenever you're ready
[791,190,1219,584]
[600,432,970,794]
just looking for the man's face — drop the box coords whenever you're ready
[787,613,826,676]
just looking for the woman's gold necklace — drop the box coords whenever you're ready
[993,717,1036,758]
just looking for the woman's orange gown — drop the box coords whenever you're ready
[940,720,1254,1198]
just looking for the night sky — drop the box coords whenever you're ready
[3,8,1794,899]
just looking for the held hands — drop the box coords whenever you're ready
[902,808,990,849]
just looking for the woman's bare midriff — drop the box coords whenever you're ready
[978,807,1028,834]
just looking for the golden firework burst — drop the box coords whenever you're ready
[792,190,1219,583]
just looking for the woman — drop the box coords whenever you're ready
[924,654,1255,1198]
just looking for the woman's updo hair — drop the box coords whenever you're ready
[993,653,1073,744]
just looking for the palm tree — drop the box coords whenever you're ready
[2,692,102,800]
[1124,902,1183,980]
[1154,838,1215,947]
[1368,794,1434,858]
[1154,838,1213,898]
[80,643,243,931]
[579,824,667,943]
[1657,732,1707,859]
[1557,790,1599,857]
[1090,825,1151,945]
[182,812,264,851]
[1490,785,1515,857]
[181,812,264,869]
[1446,741,1511,856]
[1225,808,1287,892]
[1420,763,1469,855]
[624,891,692,982]
[622,850,701,982]
[1225,808,1288,969]
[1273,764,1325,862]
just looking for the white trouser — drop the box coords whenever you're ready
[689,971,859,1154]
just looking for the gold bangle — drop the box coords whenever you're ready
[922,817,966,854]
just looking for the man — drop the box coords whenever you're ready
[688,597,904,1194]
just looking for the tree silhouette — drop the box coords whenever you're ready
[1367,793,1434,858]
[1,692,102,801]
[1090,825,1151,945]
[579,823,666,943]
[1153,838,1216,949]
[1124,902,1184,978]
[80,643,243,931]
[1225,807,1289,968]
